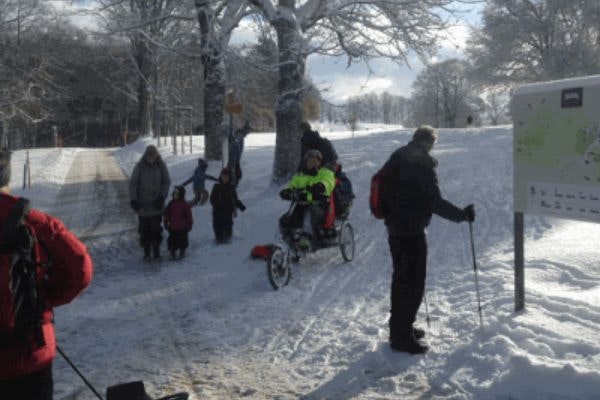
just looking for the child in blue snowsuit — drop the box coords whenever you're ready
[181,158,217,206]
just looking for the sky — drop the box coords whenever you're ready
[53,0,483,104]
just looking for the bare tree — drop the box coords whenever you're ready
[195,0,249,159]
[0,0,63,148]
[97,0,193,137]
[468,0,600,84]
[248,0,453,182]
[409,59,482,128]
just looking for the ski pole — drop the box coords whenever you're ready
[57,345,104,400]
[423,292,431,328]
[468,221,484,330]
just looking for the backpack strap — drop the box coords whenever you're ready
[0,197,31,253]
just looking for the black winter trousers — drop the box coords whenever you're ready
[138,215,163,247]
[388,234,427,341]
[0,364,53,400]
[167,230,189,251]
[213,213,233,243]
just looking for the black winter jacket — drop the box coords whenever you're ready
[210,182,245,216]
[383,141,466,236]
[298,130,338,170]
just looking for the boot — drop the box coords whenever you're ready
[143,245,151,262]
[390,334,428,354]
[178,249,186,259]
[152,244,161,260]
[169,250,177,260]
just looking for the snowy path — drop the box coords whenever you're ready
[46,129,600,399]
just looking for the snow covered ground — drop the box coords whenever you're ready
[16,124,600,399]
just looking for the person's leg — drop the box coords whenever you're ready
[0,364,54,400]
[138,216,152,259]
[224,215,234,242]
[388,234,428,353]
[150,215,163,258]
[309,204,327,237]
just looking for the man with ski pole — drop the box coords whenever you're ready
[376,125,475,354]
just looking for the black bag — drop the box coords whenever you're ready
[0,198,45,348]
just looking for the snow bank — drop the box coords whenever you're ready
[10,147,79,211]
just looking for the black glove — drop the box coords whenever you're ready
[307,183,326,197]
[297,191,308,202]
[464,204,475,222]
[154,196,165,209]
[238,202,247,212]
[279,188,293,200]
[130,200,141,211]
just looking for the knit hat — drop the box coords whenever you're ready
[412,125,438,144]
[198,158,208,168]
[220,168,230,177]
[299,121,312,133]
[0,149,11,188]
[304,149,323,163]
[173,185,186,198]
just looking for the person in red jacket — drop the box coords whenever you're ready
[0,149,93,400]
[164,185,193,259]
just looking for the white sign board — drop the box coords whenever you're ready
[513,75,600,223]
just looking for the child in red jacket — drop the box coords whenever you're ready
[164,186,193,259]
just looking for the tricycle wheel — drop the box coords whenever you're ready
[339,221,355,262]
[267,246,291,290]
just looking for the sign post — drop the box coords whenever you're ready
[512,74,600,311]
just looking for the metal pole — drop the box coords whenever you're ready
[514,212,525,311]
[189,108,193,154]
[469,221,484,329]
[423,293,431,328]
[180,110,184,155]
[57,346,104,400]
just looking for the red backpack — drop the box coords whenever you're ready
[369,164,395,219]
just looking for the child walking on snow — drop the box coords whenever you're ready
[181,158,218,206]
[164,186,193,259]
[210,168,246,244]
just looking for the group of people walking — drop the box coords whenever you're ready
[0,121,477,399]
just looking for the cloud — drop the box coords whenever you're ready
[308,55,422,103]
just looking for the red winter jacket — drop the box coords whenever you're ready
[0,193,93,380]
[164,199,193,232]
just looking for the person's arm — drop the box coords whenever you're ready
[185,203,193,230]
[181,176,193,186]
[32,211,92,308]
[205,174,219,182]
[233,190,246,211]
[129,163,141,201]
[423,168,466,222]
[160,161,171,199]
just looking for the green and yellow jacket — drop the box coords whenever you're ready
[287,167,336,203]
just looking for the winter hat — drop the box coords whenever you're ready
[197,158,208,168]
[173,185,186,198]
[0,149,11,188]
[304,149,323,163]
[220,168,230,177]
[299,121,312,133]
[412,125,438,144]
[143,145,159,161]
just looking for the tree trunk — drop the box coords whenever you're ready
[272,14,305,183]
[134,36,153,137]
[0,120,5,149]
[203,57,225,160]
